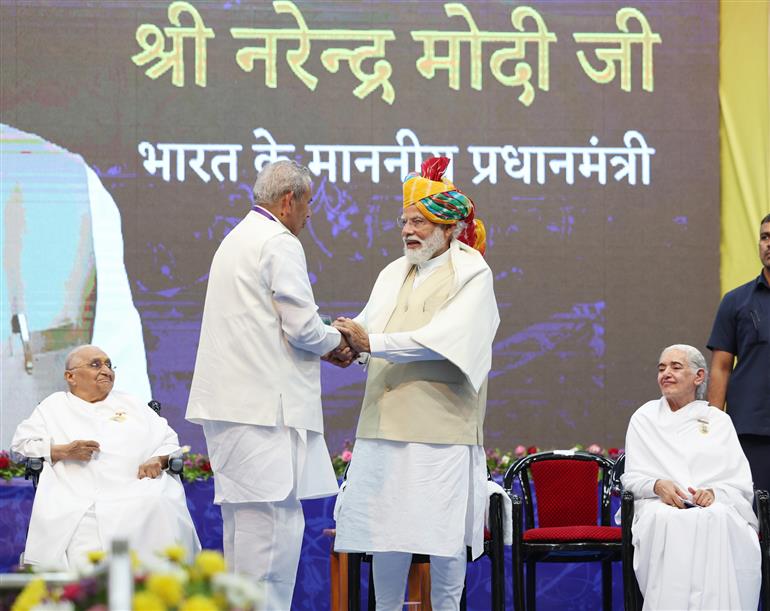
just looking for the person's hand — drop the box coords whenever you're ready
[653,479,688,508]
[333,318,370,353]
[51,440,100,463]
[688,486,715,507]
[137,456,167,479]
[322,334,356,368]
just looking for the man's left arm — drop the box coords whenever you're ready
[138,455,169,479]
[137,410,180,479]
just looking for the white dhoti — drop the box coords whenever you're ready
[333,439,487,611]
[203,419,338,611]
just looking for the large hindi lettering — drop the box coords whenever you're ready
[468,131,655,186]
[411,3,556,106]
[231,0,395,103]
[573,8,661,92]
[131,1,215,88]
[138,129,653,187]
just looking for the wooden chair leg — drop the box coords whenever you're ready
[602,560,612,611]
[406,563,431,610]
[526,561,536,611]
[329,550,344,611]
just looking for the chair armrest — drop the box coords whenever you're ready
[24,457,44,488]
[168,456,184,476]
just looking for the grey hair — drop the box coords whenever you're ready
[451,220,467,240]
[65,345,96,370]
[252,160,312,207]
[659,344,708,400]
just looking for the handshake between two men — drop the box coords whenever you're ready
[322,318,369,368]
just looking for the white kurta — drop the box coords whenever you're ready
[188,206,340,503]
[622,398,760,610]
[11,391,200,570]
[335,244,498,560]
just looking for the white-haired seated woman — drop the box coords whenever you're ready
[622,344,760,610]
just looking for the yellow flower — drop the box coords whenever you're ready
[87,549,107,564]
[133,590,168,611]
[163,545,188,563]
[131,550,141,571]
[146,573,184,607]
[11,579,47,611]
[179,594,219,611]
[194,550,226,578]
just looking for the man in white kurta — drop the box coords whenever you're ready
[333,157,499,611]
[622,344,760,610]
[11,345,199,571]
[186,160,346,610]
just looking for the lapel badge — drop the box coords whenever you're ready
[696,417,709,435]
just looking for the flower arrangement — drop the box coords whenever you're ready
[330,440,353,478]
[0,451,26,480]
[1,444,623,484]
[10,548,261,611]
[179,453,213,483]
[329,443,623,480]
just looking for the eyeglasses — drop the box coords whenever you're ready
[67,359,116,372]
[396,216,429,229]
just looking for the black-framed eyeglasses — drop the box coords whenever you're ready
[67,359,116,372]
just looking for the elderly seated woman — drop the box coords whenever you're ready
[11,345,200,571]
[621,344,760,610]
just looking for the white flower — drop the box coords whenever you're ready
[31,602,75,611]
[212,572,264,609]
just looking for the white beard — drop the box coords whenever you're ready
[403,225,448,265]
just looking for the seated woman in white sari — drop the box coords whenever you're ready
[11,345,200,571]
[622,344,760,610]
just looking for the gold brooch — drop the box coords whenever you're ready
[110,410,127,422]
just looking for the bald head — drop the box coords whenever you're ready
[64,345,115,402]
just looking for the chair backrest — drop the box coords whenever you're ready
[504,451,615,529]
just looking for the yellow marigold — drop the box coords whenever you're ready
[11,579,47,611]
[146,573,184,607]
[87,549,107,564]
[194,550,226,578]
[179,594,219,611]
[163,545,188,563]
[133,590,168,611]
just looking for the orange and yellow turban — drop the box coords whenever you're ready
[402,157,487,255]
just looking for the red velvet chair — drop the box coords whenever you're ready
[503,451,622,611]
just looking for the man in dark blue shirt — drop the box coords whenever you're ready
[707,213,770,493]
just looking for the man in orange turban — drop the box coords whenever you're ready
[332,157,500,610]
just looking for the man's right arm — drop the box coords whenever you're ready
[707,350,735,410]
[50,440,100,463]
[706,291,737,410]
[11,405,99,463]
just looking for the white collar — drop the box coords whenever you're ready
[417,248,451,274]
